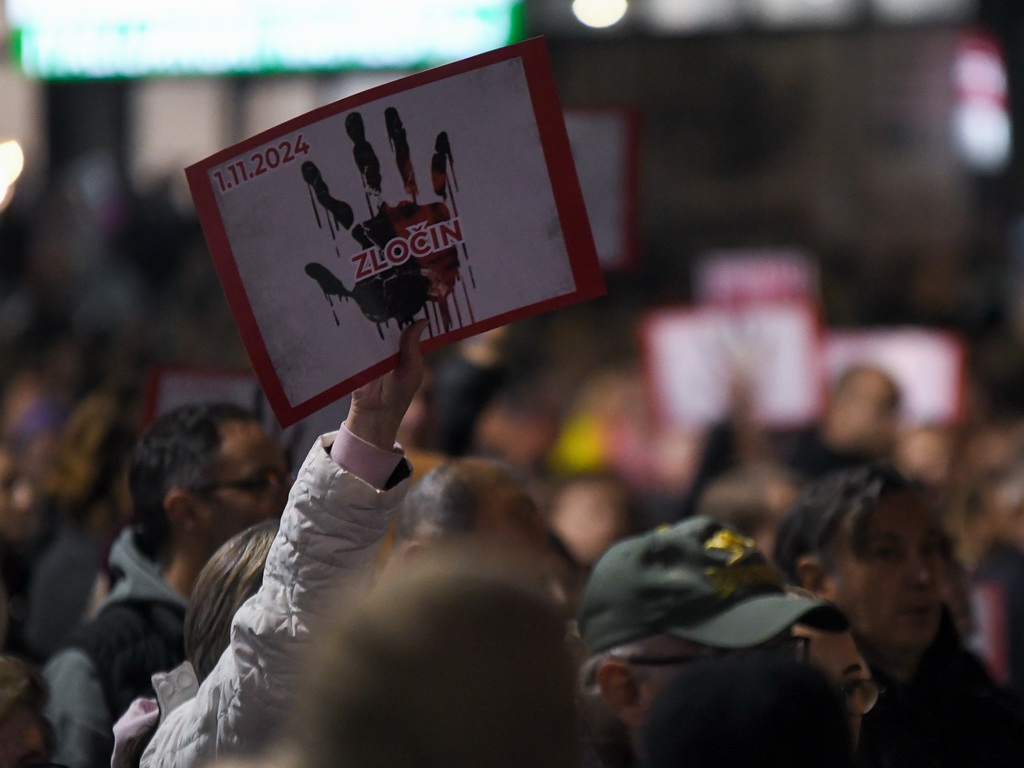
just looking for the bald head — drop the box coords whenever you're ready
[395,458,546,552]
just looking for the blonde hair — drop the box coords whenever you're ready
[184,520,277,682]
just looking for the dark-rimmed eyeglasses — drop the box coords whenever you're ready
[192,469,292,495]
[840,678,884,716]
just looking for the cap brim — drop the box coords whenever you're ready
[667,594,849,649]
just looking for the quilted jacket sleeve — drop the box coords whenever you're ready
[139,433,408,768]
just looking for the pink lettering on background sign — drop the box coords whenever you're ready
[696,252,819,307]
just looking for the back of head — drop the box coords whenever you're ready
[184,519,278,682]
[643,653,853,768]
[129,402,256,560]
[696,462,801,561]
[292,551,579,768]
[547,471,636,568]
[394,459,483,541]
[824,365,901,457]
[774,462,915,584]
[44,390,137,533]
[393,457,544,549]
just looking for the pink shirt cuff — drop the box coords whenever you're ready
[330,424,405,490]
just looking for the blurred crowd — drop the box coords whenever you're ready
[4,153,1024,768]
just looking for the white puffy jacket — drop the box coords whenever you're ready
[139,432,408,768]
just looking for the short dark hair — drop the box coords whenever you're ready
[129,402,256,560]
[774,462,916,583]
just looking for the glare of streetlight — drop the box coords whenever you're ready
[0,141,25,189]
[0,141,24,213]
[572,0,628,28]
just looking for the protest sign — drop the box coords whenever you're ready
[186,37,603,426]
[694,248,820,307]
[642,303,824,429]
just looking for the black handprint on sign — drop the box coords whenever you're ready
[302,108,475,340]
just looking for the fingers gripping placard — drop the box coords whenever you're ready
[301,108,475,339]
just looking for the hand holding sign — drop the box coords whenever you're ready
[345,319,429,451]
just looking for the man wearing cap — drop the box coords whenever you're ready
[577,515,847,768]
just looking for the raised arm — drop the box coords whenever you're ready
[140,321,428,768]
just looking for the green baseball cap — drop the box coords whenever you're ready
[578,516,848,654]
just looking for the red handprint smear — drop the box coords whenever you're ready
[302,108,475,339]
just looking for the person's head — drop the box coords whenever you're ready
[895,424,957,503]
[129,403,289,577]
[0,656,52,768]
[184,519,278,682]
[392,457,546,555]
[823,365,901,459]
[643,653,854,768]
[577,517,847,757]
[774,463,945,682]
[43,390,137,536]
[977,467,1024,555]
[546,472,635,568]
[696,461,803,567]
[793,622,880,746]
[291,551,579,768]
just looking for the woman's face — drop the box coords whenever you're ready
[794,624,873,746]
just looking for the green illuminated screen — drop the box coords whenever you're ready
[6,0,525,79]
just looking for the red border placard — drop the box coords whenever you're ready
[185,37,603,427]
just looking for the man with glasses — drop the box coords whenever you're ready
[577,516,848,768]
[775,462,1024,768]
[44,402,291,768]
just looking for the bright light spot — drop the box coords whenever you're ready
[953,103,1012,173]
[0,141,24,190]
[573,0,628,28]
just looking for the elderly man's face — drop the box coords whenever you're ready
[823,491,944,679]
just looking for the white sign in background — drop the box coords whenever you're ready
[644,303,825,429]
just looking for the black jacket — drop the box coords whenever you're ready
[856,610,1024,768]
